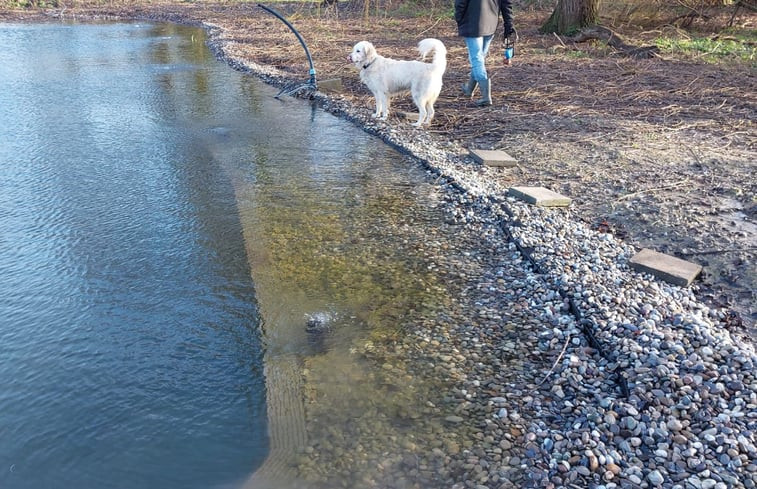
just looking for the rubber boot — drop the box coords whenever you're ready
[475,78,492,106]
[461,75,478,99]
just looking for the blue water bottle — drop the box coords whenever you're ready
[503,29,516,63]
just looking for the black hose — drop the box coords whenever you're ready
[497,208,628,398]
[257,3,317,89]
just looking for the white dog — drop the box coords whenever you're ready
[349,38,447,127]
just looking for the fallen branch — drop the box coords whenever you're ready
[571,26,660,59]
[417,17,442,37]
[553,31,567,48]
[615,178,690,202]
[730,0,757,27]
[536,331,571,388]
[680,247,757,256]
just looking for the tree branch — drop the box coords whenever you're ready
[571,25,660,59]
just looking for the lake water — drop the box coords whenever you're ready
[0,22,270,489]
[0,21,452,489]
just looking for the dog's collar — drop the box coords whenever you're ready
[361,59,375,70]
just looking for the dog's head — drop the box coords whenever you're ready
[349,41,376,68]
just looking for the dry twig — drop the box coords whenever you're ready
[615,179,691,202]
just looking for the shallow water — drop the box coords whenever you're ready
[0,21,456,489]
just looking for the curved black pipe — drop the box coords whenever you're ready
[257,3,317,89]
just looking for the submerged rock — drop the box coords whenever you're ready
[305,311,333,335]
[305,312,334,354]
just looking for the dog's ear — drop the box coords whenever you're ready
[363,42,376,61]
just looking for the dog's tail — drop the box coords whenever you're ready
[418,38,447,74]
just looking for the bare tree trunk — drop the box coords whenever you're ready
[541,0,600,34]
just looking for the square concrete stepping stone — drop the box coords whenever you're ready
[317,78,343,93]
[629,248,702,287]
[508,186,572,207]
[469,149,517,167]
[397,111,420,122]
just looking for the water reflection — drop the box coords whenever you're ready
[0,22,267,489]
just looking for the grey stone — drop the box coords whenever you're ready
[508,186,572,207]
[647,469,665,486]
[629,248,703,287]
[445,415,464,423]
[397,111,420,122]
[317,77,343,93]
[469,148,517,167]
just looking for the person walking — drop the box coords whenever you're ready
[455,0,516,106]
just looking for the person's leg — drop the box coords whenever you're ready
[481,34,494,58]
[468,35,494,106]
[464,36,488,83]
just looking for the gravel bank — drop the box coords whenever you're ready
[204,25,757,488]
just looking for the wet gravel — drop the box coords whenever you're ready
[210,24,756,489]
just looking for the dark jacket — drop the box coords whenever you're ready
[455,0,513,38]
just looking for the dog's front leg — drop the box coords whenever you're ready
[376,93,390,120]
[372,96,383,119]
[413,107,426,127]
[413,103,429,127]
[421,104,435,126]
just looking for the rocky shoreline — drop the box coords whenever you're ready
[2,9,753,488]
[203,21,757,489]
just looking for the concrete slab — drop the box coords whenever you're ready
[317,78,343,94]
[629,248,702,287]
[508,186,572,207]
[469,148,517,167]
[397,111,420,122]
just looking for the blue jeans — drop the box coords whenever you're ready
[465,35,494,82]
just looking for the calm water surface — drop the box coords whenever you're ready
[0,21,450,489]
[0,22,271,489]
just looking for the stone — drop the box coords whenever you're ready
[445,440,461,454]
[647,470,664,486]
[317,77,343,93]
[508,187,572,207]
[398,111,420,122]
[469,148,517,167]
[629,248,703,287]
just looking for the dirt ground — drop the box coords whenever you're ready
[3,1,755,330]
